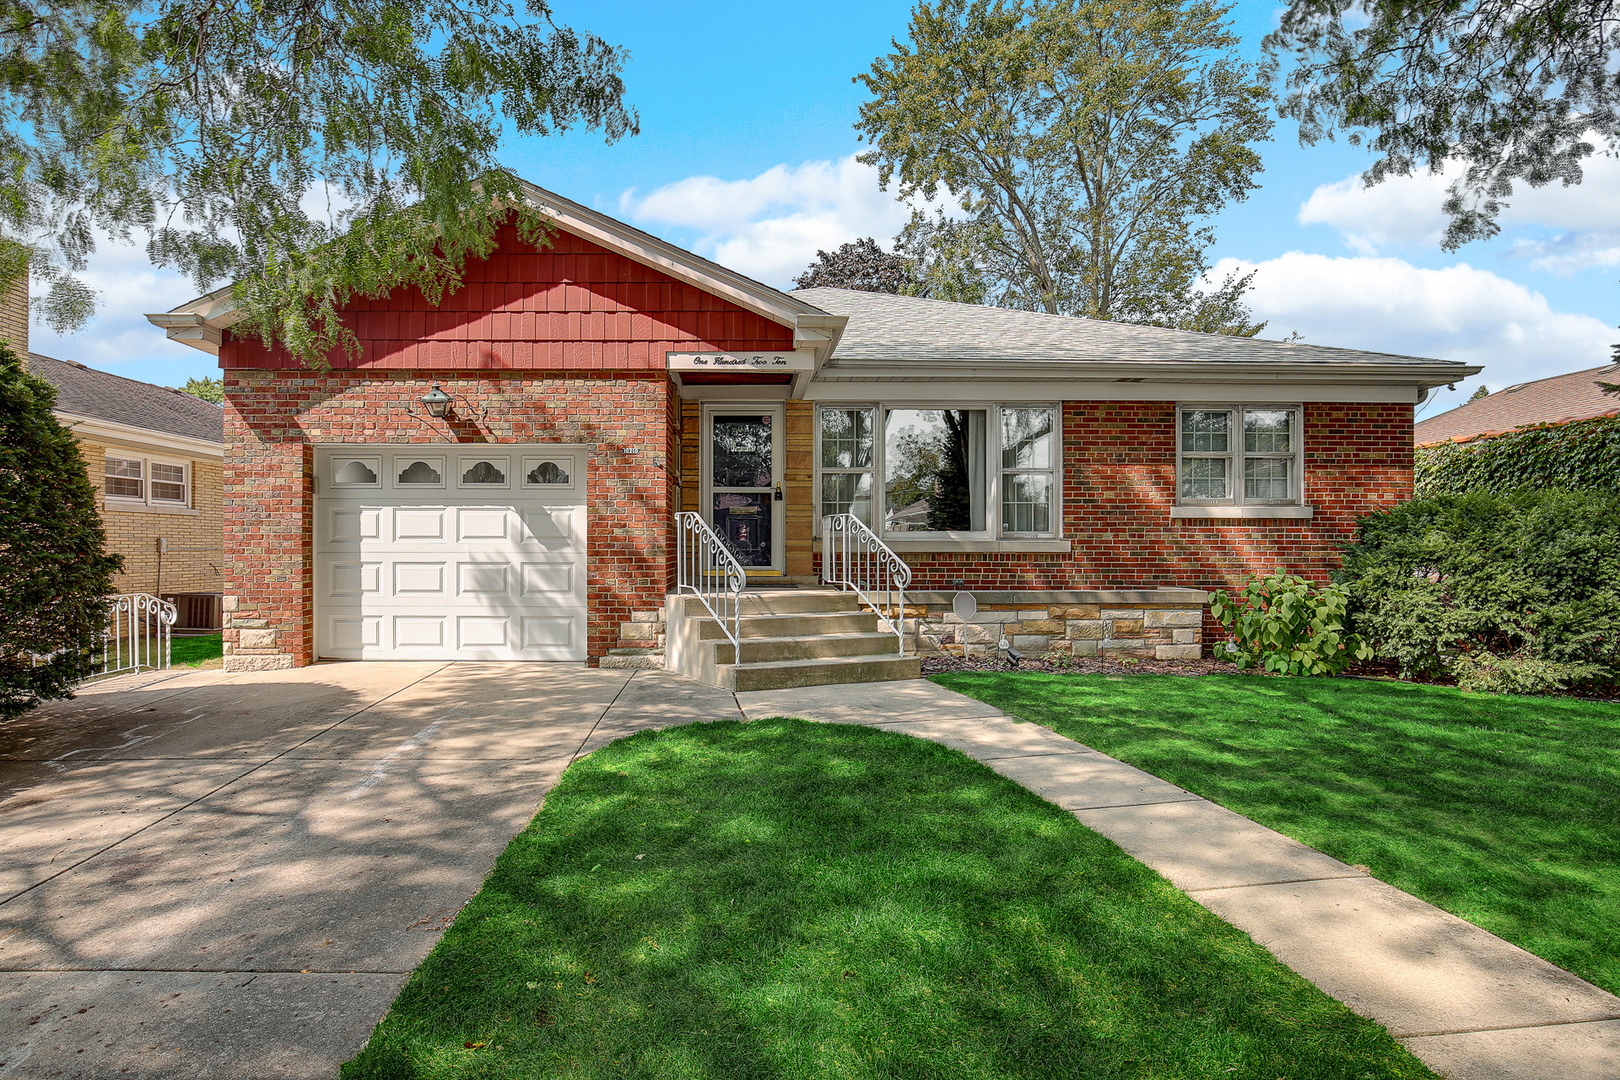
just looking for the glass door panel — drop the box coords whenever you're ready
[709,413,777,569]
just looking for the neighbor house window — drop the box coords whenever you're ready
[816,403,1058,539]
[1176,406,1301,506]
[105,456,190,507]
[105,457,144,500]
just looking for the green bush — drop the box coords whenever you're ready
[1450,652,1609,696]
[1338,489,1620,691]
[1416,413,1620,497]
[1208,571,1371,676]
[0,343,122,719]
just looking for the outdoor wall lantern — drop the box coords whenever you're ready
[420,385,453,419]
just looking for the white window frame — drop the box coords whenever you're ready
[1174,404,1303,508]
[104,454,191,509]
[814,402,1061,541]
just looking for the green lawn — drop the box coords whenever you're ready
[170,632,222,666]
[934,672,1620,997]
[344,718,1435,1080]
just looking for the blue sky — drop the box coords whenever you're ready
[37,0,1619,420]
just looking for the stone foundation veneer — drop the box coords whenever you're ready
[901,588,1209,661]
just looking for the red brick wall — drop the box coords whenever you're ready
[887,400,1413,595]
[219,223,793,371]
[221,370,678,667]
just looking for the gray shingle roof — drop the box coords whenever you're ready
[27,353,223,444]
[794,287,1463,367]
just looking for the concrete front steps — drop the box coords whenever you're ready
[665,587,922,690]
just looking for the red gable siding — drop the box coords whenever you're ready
[219,223,795,371]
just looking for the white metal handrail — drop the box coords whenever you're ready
[821,514,911,654]
[98,593,177,678]
[675,511,745,649]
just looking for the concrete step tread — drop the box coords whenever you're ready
[730,654,918,672]
[734,632,900,645]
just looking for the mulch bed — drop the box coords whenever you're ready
[920,653,1262,678]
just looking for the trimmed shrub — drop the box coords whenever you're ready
[0,343,122,719]
[1208,571,1371,676]
[1415,413,1620,497]
[1338,489,1620,692]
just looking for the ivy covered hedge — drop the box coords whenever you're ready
[1415,412,1620,497]
[1337,489,1619,694]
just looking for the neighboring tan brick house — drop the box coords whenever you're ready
[145,181,1477,672]
[26,354,226,629]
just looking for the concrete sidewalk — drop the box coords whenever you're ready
[735,680,1620,1080]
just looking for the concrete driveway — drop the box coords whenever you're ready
[0,662,739,1079]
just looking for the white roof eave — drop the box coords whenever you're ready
[812,357,1483,390]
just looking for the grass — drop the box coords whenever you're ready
[170,632,222,667]
[344,717,1435,1080]
[933,672,1620,997]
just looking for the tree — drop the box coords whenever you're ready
[794,237,916,293]
[1467,385,1492,403]
[855,0,1272,334]
[1,0,635,365]
[1265,2,1620,249]
[0,342,121,719]
[179,376,223,404]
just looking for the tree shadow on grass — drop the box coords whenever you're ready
[343,717,1436,1080]
[934,672,1620,996]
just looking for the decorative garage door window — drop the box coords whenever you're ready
[460,458,508,486]
[332,458,380,486]
[525,459,571,486]
[396,458,444,486]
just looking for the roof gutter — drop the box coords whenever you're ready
[814,357,1481,390]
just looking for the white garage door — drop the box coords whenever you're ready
[314,445,588,661]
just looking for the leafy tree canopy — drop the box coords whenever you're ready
[1467,384,1492,403]
[0,341,121,718]
[793,237,917,293]
[1,0,635,365]
[856,0,1272,335]
[1265,1,1620,249]
[179,375,222,403]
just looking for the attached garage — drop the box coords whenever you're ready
[313,444,588,661]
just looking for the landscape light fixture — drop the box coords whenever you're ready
[420,385,453,419]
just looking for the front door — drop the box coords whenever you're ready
[704,405,784,571]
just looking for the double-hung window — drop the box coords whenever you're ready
[1176,406,1301,507]
[819,407,875,525]
[816,403,1059,540]
[104,456,190,508]
[1000,407,1056,535]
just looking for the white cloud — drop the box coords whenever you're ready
[1214,251,1615,413]
[1298,152,1620,272]
[30,239,208,382]
[619,155,930,287]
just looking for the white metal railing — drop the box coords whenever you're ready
[821,514,911,654]
[98,593,177,678]
[675,511,745,649]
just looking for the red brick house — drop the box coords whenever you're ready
[147,182,1476,679]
